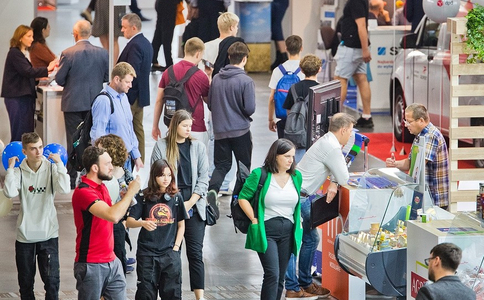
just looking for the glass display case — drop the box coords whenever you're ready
[335,168,436,298]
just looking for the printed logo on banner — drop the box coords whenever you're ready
[377,47,386,56]
[411,271,428,298]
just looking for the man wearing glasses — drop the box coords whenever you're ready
[385,103,449,210]
[417,243,475,300]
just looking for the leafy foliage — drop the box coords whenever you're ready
[466,4,484,63]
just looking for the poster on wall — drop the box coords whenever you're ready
[37,0,56,11]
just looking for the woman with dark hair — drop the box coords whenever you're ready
[150,109,210,300]
[1,25,56,142]
[127,159,186,299]
[94,134,133,274]
[238,138,303,300]
[29,17,56,68]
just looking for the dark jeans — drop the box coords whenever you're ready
[271,0,289,41]
[135,251,182,300]
[16,238,60,300]
[258,217,294,300]
[152,0,178,67]
[184,209,206,290]
[113,222,127,274]
[209,131,252,193]
[5,96,35,142]
[276,118,286,139]
[64,111,88,187]
[197,0,226,42]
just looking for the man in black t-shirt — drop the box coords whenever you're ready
[334,0,374,129]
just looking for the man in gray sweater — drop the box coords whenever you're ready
[206,42,255,205]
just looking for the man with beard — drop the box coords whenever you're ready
[71,146,140,300]
[416,243,475,300]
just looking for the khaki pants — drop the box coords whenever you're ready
[130,99,145,163]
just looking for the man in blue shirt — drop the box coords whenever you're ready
[90,62,144,171]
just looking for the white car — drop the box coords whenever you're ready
[390,15,484,166]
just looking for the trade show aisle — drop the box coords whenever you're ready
[0,1,389,299]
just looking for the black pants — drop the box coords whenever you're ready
[113,222,128,275]
[64,111,88,186]
[258,217,294,300]
[276,119,286,139]
[152,0,178,67]
[271,0,289,41]
[16,238,60,300]
[208,131,252,193]
[135,251,182,300]
[182,195,207,290]
[5,96,35,142]
[197,0,226,42]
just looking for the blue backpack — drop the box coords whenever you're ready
[274,65,301,119]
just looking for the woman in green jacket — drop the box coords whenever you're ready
[239,138,303,300]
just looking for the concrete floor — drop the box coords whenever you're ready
[0,1,391,299]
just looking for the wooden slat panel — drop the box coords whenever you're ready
[450,148,484,160]
[448,17,467,35]
[450,127,484,139]
[451,42,475,55]
[451,169,484,181]
[451,106,484,118]
[450,190,479,203]
[452,84,484,97]
[451,64,484,76]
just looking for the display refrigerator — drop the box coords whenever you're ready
[334,167,438,299]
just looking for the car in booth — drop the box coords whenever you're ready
[390,15,484,166]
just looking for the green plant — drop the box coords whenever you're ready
[466,4,484,63]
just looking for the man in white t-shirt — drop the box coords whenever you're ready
[199,12,240,195]
[268,35,305,138]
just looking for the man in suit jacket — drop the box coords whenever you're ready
[55,20,109,188]
[118,13,153,163]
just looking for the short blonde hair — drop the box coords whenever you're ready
[184,37,205,56]
[218,12,239,34]
[111,62,137,80]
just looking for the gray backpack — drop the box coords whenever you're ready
[284,85,309,148]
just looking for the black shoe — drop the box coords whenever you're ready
[80,9,92,24]
[139,15,151,21]
[355,117,374,128]
[206,190,219,220]
[151,64,166,72]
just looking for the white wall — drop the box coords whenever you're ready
[0,0,36,143]
[284,0,323,55]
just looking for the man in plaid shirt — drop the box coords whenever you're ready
[385,103,449,209]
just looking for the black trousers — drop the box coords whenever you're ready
[152,0,178,67]
[113,222,127,275]
[184,210,206,290]
[208,131,252,193]
[5,96,35,142]
[258,217,294,300]
[197,0,226,42]
[16,238,60,300]
[64,111,88,186]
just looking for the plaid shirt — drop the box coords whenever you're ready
[409,123,449,207]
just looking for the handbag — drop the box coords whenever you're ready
[206,203,217,226]
[310,192,339,229]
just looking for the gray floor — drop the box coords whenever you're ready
[0,1,390,299]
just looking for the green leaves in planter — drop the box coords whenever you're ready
[466,4,484,63]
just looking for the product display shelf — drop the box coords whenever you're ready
[335,168,435,299]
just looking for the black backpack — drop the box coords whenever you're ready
[229,162,268,234]
[284,85,309,148]
[163,65,201,127]
[68,91,114,172]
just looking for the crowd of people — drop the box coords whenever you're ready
[0,1,459,300]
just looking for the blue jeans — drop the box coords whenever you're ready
[285,196,320,291]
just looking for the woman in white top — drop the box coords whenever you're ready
[238,138,303,300]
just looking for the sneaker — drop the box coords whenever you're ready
[206,190,219,220]
[80,9,93,24]
[126,257,136,265]
[285,289,318,300]
[303,283,331,298]
[218,188,233,196]
[355,117,374,129]
[151,64,166,72]
[126,265,134,274]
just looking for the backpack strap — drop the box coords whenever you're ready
[278,64,287,74]
[253,167,268,219]
[178,65,200,85]
[293,67,301,75]
[92,91,115,115]
[290,85,299,102]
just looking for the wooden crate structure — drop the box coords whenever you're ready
[448,17,484,212]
